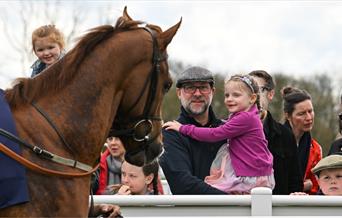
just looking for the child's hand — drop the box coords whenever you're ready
[116,185,131,195]
[163,120,182,132]
[290,192,308,196]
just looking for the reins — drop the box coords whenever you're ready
[31,101,77,157]
[0,128,96,177]
[0,142,98,177]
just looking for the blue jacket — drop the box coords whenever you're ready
[160,106,226,194]
[0,89,29,209]
[30,51,65,77]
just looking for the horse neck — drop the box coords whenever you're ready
[32,31,148,164]
[35,66,123,164]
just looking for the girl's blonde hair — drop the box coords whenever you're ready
[32,25,65,51]
[225,74,261,110]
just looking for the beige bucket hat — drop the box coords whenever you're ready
[312,155,342,175]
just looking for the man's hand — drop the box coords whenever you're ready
[92,203,122,218]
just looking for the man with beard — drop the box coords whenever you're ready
[160,66,226,194]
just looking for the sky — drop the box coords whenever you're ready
[1,0,342,92]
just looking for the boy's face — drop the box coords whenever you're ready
[34,37,62,66]
[121,161,153,195]
[318,168,342,195]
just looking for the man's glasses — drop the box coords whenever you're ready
[182,85,211,94]
[339,112,342,120]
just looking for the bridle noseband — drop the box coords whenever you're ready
[109,27,167,157]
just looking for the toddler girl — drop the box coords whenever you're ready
[163,74,274,194]
[31,25,65,77]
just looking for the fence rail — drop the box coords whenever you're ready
[92,187,342,217]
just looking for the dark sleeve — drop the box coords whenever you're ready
[160,129,226,195]
[91,168,100,194]
[286,129,303,193]
[328,139,342,155]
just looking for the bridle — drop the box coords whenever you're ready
[109,26,167,158]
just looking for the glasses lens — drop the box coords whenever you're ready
[183,86,196,94]
[183,85,210,94]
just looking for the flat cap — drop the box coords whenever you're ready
[312,155,342,175]
[176,66,214,88]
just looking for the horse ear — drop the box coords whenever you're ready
[123,6,133,21]
[160,18,182,49]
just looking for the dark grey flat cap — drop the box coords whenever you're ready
[176,66,214,88]
[312,155,342,175]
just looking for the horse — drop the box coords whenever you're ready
[0,7,181,217]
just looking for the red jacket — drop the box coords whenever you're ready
[305,139,322,194]
[96,149,111,195]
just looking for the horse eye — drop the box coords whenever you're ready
[163,82,172,93]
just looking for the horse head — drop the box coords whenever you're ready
[6,8,181,168]
[110,8,181,166]
[1,7,181,217]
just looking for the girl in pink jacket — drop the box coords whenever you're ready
[164,75,274,194]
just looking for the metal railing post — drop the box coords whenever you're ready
[251,187,272,216]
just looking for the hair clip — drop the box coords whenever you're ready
[240,76,254,93]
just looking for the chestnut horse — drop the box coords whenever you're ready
[0,8,180,217]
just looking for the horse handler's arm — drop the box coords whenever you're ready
[90,203,122,218]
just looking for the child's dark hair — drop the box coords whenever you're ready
[248,70,275,91]
[225,74,261,110]
[281,86,311,115]
[142,160,160,195]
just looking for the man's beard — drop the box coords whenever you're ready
[181,98,210,115]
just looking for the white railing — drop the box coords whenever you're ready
[92,187,342,217]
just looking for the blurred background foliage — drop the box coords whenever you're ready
[163,61,340,156]
[0,1,339,157]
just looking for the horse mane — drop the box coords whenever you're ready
[5,17,144,109]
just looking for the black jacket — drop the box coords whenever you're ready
[263,112,303,194]
[160,106,226,194]
[328,138,342,155]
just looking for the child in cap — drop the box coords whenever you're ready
[291,155,342,196]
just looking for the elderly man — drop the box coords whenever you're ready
[160,66,226,194]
